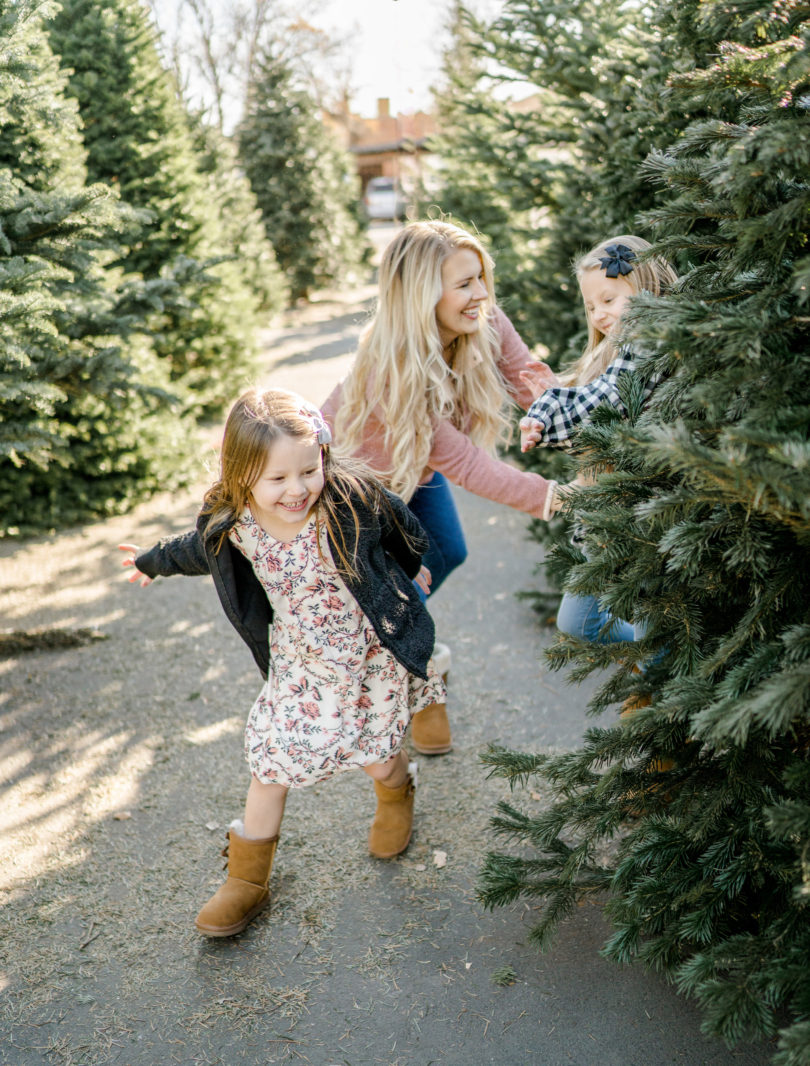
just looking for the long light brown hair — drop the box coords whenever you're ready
[201,388,415,578]
[561,234,678,386]
[334,220,515,501]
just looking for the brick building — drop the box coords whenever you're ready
[326,97,437,197]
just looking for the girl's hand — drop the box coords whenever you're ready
[414,565,432,596]
[519,416,544,452]
[519,362,557,399]
[118,543,153,587]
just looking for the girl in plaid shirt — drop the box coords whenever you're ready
[520,234,678,644]
[520,234,677,458]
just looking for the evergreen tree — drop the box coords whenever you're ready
[0,0,191,534]
[479,0,810,1058]
[423,2,521,295]
[431,0,702,362]
[48,0,266,412]
[190,116,288,315]
[237,49,369,302]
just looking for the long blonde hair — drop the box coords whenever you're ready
[334,220,515,501]
[562,234,678,386]
[201,387,413,578]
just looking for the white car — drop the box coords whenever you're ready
[363,177,407,220]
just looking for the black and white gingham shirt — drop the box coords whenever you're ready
[526,348,652,446]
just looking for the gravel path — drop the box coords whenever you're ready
[0,277,773,1066]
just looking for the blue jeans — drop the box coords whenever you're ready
[557,536,645,645]
[407,472,468,602]
[556,592,639,644]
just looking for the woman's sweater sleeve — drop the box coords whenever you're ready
[429,419,557,519]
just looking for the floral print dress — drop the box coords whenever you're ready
[229,508,444,788]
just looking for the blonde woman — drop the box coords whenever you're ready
[321,220,558,755]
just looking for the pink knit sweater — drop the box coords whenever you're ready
[320,307,558,520]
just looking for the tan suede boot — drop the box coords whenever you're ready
[619,685,674,815]
[368,766,416,859]
[195,823,279,937]
[412,643,452,755]
[411,702,452,754]
[620,691,674,774]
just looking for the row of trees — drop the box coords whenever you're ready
[1,0,367,535]
[427,0,810,1061]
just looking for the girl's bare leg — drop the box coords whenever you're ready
[243,778,288,839]
[362,748,409,788]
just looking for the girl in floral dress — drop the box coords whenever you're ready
[119,387,443,937]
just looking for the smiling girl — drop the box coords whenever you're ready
[118,388,444,936]
[519,235,678,453]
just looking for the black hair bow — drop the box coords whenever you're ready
[598,243,636,278]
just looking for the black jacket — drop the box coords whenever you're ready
[135,488,435,680]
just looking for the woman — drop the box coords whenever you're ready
[322,220,557,754]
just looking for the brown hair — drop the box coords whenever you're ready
[201,387,416,578]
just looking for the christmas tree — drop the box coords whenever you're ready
[431,0,692,361]
[478,0,810,1058]
[237,49,369,303]
[0,0,191,533]
[48,0,266,412]
[190,115,288,316]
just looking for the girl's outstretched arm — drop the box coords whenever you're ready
[525,349,650,446]
[519,416,545,452]
[131,528,210,579]
[118,543,153,587]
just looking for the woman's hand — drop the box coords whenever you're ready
[519,362,557,399]
[414,565,432,596]
[519,416,544,453]
[118,543,153,587]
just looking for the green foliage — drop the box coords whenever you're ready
[422,1,530,322]
[190,116,288,316]
[470,0,810,1058]
[431,0,697,362]
[237,50,370,302]
[490,964,518,986]
[48,0,266,413]
[0,0,194,534]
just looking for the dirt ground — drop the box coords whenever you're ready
[0,250,774,1066]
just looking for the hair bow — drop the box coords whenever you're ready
[598,243,636,278]
[300,402,332,445]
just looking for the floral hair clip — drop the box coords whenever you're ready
[299,402,332,445]
[598,243,636,278]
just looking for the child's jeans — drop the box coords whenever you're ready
[556,591,641,644]
[557,532,646,645]
[407,472,468,602]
